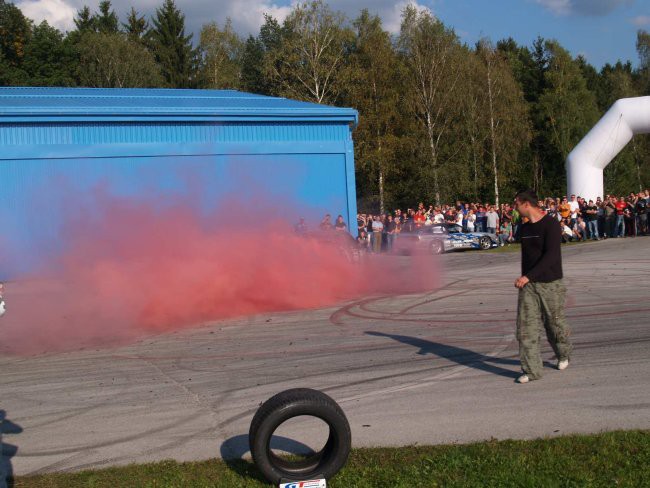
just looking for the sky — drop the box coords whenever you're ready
[14,0,650,69]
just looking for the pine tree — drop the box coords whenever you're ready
[74,6,96,32]
[240,35,267,94]
[148,0,197,88]
[96,1,119,34]
[123,7,148,42]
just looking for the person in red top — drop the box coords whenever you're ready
[615,196,627,237]
[413,209,426,227]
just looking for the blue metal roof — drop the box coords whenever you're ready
[0,87,358,124]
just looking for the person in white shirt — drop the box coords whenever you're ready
[486,206,499,234]
[568,194,580,227]
[455,211,463,232]
[371,216,384,253]
[466,209,476,232]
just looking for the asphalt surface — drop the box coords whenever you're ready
[2,236,649,477]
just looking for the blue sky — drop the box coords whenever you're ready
[16,0,650,69]
[435,0,647,68]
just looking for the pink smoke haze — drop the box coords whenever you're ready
[1,196,440,355]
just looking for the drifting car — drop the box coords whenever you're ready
[394,224,498,255]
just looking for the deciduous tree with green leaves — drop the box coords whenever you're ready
[264,0,352,104]
[347,10,403,212]
[398,4,464,204]
[198,18,243,89]
[77,32,163,88]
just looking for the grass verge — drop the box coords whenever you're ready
[13,430,650,487]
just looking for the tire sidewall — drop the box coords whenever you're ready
[251,401,350,483]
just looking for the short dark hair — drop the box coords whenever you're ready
[515,189,539,207]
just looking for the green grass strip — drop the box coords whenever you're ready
[13,430,650,487]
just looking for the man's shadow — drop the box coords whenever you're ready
[1,410,22,488]
[366,331,546,379]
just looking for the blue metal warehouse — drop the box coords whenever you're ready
[0,87,358,277]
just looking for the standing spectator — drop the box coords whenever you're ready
[568,194,580,228]
[371,216,383,253]
[334,215,347,232]
[615,196,627,237]
[626,196,637,236]
[466,209,476,232]
[547,202,559,221]
[604,197,616,238]
[558,197,571,223]
[476,205,486,232]
[295,217,309,235]
[624,206,635,237]
[454,209,464,232]
[414,209,426,228]
[320,214,333,231]
[636,192,648,235]
[596,197,606,237]
[584,200,599,240]
[386,214,396,251]
[486,205,499,234]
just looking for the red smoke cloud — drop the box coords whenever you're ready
[0,193,440,355]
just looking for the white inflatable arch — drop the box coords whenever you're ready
[566,96,650,201]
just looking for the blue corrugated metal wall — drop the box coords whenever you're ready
[0,88,358,278]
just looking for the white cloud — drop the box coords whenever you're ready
[376,1,433,34]
[535,0,633,16]
[630,15,650,26]
[535,0,571,16]
[13,0,437,38]
[17,0,77,31]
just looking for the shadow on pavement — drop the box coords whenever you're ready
[366,331,523,379]
[220,434,315,483]
[1,410,22,488]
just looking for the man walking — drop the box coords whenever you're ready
[513,190,572,384]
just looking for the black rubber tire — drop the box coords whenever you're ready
[430,240,444,255]
[479,236,492,250]
[249,388,351,484]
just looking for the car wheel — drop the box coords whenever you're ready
[431,240,444,255]
[249,388,351,484]
[479,236,492,250]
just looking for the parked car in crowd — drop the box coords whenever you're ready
[0,283,6,317]
[395,225,498,255]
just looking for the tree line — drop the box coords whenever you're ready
[1,0,649,210]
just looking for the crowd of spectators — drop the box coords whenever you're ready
[351,190,650,253]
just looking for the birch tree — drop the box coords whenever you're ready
[199,19,243,89]
[398,5,463,204]
[477,39,530,205]
[347,10,402,212]
[264,0,352,104]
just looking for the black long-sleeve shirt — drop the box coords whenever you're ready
[520,213,563,283]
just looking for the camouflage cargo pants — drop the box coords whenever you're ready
[516,280,572,380]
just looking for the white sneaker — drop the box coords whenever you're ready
[557,359,569,370]
[516,374,530,384]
